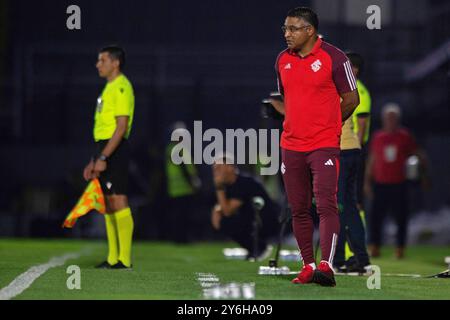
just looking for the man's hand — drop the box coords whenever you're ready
[269,99,285,116]
[93,159,107,177]
[211,204,222,230]
[83,159,95,181]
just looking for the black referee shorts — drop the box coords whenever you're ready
[95,139,130,196]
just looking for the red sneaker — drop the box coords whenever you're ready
[314,261,336,287]
[292,264,315,284]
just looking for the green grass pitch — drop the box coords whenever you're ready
[0,239,449,300]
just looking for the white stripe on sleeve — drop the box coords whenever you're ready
[344,61,357,90]
[347,61,357,89]
[343,61,353,90]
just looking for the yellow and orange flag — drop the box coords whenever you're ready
[62,178,106,228]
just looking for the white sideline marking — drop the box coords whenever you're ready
[196,273,220,288]
[334,272,422,278]
[0,251,86,300]
[288,271,423,278]
[195,272,255,299]
[382,273,422,278]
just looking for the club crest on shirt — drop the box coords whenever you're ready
[96,96,103,113]
[384,145,398,162]
[311,59,322,72]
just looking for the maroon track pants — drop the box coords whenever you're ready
[281,147,340,265]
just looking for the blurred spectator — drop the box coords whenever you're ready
[334,115,371,272]
[164,121,201,243]
[334,52,371,272]
[346,52,372,210]
[364,103,429,258]
[211,154,279,260]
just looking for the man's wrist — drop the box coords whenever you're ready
[97,154,108,162]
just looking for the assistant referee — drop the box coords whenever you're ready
[83,45,135,269]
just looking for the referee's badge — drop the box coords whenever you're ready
[96,96,103,113]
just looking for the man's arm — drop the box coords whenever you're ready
[271,53,285,116]
[215,190,243,217]
[414,147,431,190]
[354,82,371,145]
[340,90,359,122]
[415,148,428,172]
[211,204,223,230]
[93,116,128,175]
[100,116,129,157]
[332,55,359,122]
[269,99,285,116]
[356,115,369,146]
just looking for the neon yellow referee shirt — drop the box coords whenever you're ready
[94,74,135,141]
[352,79,371,145]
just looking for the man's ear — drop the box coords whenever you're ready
[113,59,120,70]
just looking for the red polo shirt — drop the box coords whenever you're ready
[276,38,357,152]
[370,128,417,184]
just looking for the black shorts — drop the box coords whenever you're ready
[95,139,130,196]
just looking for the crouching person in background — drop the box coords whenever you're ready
[211,154,279,261]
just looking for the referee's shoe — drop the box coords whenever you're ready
[95,260,132,270]
[95,261,112,269]
[110,260,133,270]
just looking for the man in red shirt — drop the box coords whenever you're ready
[364,103,428,259]
[270,7,359,286]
